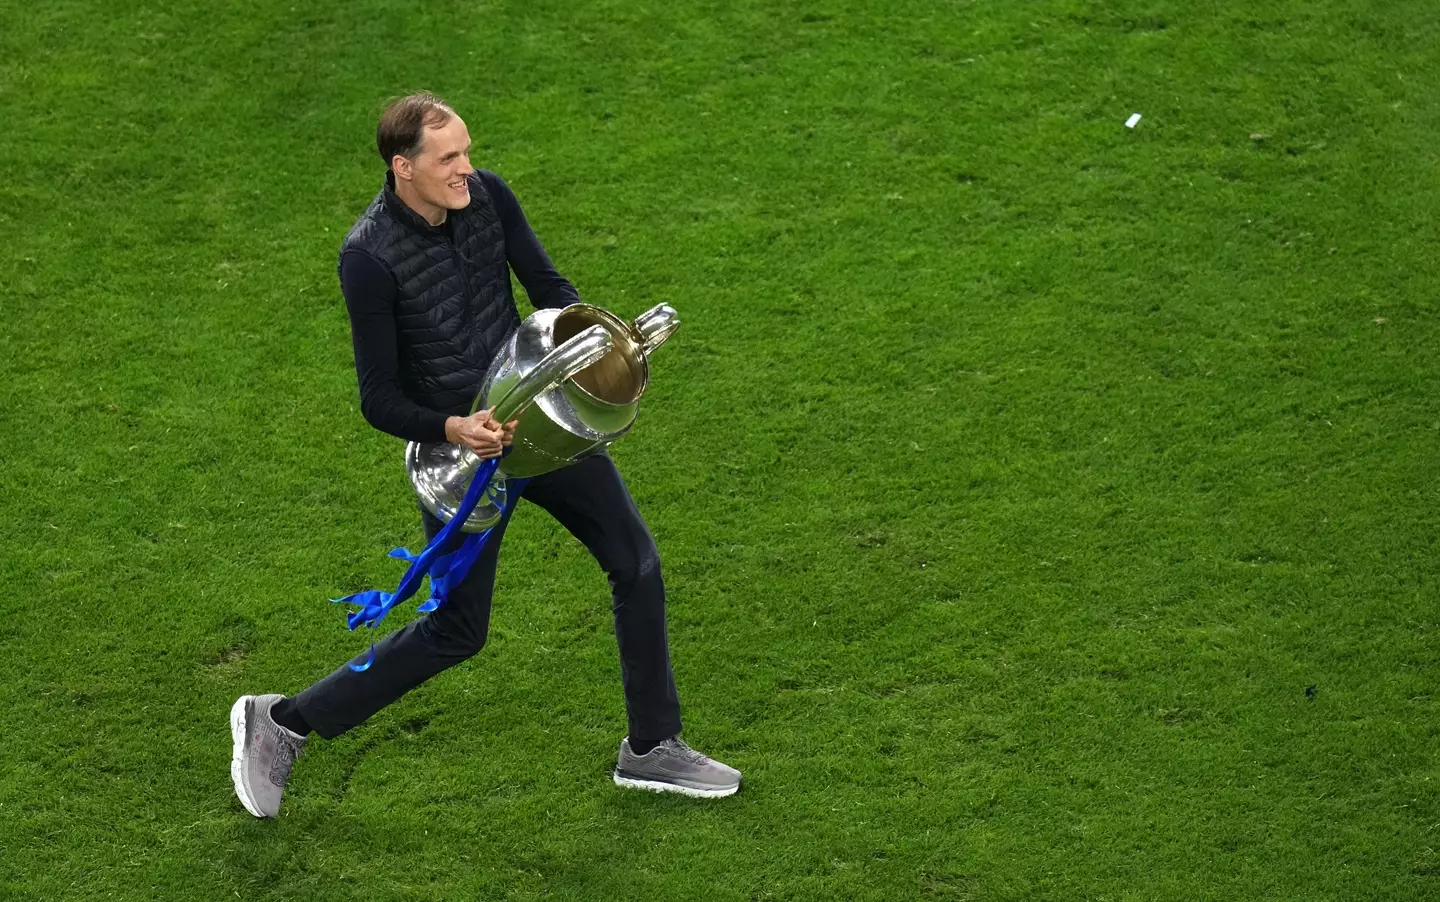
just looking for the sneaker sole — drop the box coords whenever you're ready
[230,697,266,818]
[612,770,739,799]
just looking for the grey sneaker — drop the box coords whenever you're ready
[229,694,307,818]
[613,737,741,798]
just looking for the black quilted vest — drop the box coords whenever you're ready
[339,171,521,416]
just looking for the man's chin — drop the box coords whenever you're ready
[446,188,471,209]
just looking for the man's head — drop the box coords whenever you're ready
[377,92,473,221]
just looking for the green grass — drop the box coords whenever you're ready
[3,0,1439,898]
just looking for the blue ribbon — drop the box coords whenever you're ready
[332,457,528,672]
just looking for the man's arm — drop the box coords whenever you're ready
[341,251,512,455]
[482,170,582,310]
[340,249,452,443]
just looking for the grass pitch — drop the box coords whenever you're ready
[2,1,1438,899]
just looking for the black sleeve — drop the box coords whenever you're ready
[339,250,451,443]
[482,170,582,310]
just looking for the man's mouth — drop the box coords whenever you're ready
[449,179,468,192]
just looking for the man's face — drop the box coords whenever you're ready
[396,114,474,213]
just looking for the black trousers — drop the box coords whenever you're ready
[294,453,683,743]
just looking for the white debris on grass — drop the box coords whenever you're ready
[1125,113,1142,128]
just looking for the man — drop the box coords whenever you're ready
[229,92,740,819]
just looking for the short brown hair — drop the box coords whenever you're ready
[376,92,455,170]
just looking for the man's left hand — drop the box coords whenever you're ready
[485,412,519,446]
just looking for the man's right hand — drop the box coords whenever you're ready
[445,408,514,459]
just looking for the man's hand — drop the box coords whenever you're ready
[445,408,519,459]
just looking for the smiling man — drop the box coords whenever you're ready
[227,92,740,818]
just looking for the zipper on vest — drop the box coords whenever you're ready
[445,228,484,375]
[446,229,471,294]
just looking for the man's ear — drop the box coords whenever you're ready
[392,155,413,182]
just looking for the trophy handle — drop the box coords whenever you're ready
[490,323,615,423]
[448,324,615,478]
[632,303,681,356]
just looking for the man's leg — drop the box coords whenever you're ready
[522,454,683,744]
[291,504,519,738]
[523,454,740,797]
[232,503,520,817]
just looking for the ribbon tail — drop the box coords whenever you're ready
[347,644,377,673]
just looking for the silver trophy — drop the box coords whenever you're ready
[405,303,681,532]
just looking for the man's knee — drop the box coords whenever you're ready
[607,540,663,597]
[417,610,490,660]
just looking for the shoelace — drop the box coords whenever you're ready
[664,739,710,764]
[268,729,306,784]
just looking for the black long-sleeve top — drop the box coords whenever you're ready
[339,170,580,443]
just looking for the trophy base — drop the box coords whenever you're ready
[455,482,506,533]
[406,441,508,533]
